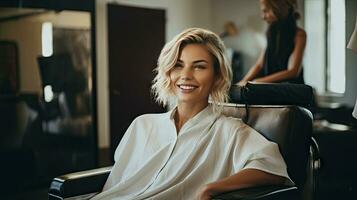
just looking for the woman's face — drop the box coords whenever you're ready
[260,0,278,24]
[169,44,216,107]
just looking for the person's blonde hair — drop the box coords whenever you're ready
[151,28,232,112]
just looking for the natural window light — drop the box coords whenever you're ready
[42,22,53,57]
[304,0,346,94]
[327,0,345,93]
[304,0,326,93]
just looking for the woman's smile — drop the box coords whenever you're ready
[177,83,198,92]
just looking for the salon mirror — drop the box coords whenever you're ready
[0,4,97,197]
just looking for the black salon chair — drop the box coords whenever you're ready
[49,83,320,200]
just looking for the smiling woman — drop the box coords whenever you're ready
[91,28,292,200]
[152,28,232,112]
[169,44,216,128]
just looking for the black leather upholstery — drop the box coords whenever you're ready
[49,167,111,200]
[229,82,314,109]
[222,104,312,189]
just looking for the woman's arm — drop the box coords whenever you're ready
[237,50,265,86]
[197,169,286,200]
[253,28,306,83]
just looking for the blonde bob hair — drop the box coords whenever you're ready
[151,28,232,112]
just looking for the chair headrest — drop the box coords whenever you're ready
[230,82,313,108]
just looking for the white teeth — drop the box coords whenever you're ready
[179,85,196,90]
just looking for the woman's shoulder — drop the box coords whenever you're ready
[295,27,306,38]
[216,114,266,140]
[136,112,168,121]
[294,27,306,46]
[216,114,248,130]
[132,112,170,126]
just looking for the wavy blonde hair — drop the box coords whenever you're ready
[151,28,232,112]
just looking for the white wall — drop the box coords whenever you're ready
[210,0,265,75]
[95,0,212,149]
[0,20,42,93]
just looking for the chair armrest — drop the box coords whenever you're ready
[211,185,298,200]
[48,166,112,200]
[304,136,321,199]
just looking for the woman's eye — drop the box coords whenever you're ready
[194,65,206,69]
[174,63,183,68]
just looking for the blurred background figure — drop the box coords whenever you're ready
[219,21,244,85]
[237,0,306,86]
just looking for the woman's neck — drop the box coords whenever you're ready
[174,102,208,133]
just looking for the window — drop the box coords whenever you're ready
[327,0,345,93]
[304,0,346,94]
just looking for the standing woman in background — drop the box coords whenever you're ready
[237,0,306,85]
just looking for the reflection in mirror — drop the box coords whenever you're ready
[0,7,95,197]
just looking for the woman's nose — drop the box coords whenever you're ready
[180,67,193,79]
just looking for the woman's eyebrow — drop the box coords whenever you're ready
[176,59,208,64]
[193,60,208,64]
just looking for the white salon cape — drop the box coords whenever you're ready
[91,106,292,200]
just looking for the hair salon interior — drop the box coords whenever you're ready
[0,0,357,199]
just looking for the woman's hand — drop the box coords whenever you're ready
[197,184,215,200]
[236,80,247,86]
[251,78,261,83]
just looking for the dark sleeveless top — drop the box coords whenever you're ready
[261,11,304,84]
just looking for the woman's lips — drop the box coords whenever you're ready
[177,84,198,92]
